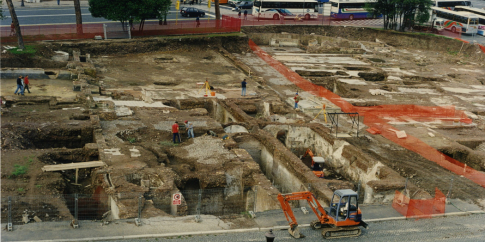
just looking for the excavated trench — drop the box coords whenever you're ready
[38,148,108,220]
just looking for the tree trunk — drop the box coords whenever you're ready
[6,0,24,49]
[215,0,220,28]
[74,0,83,35]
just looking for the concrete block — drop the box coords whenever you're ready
[104,148,123,156]
[73,50,81,62]
[135,218,141,226]
[395,130,407,139]
[71,219,79,228]
[130,148,141,158]
[301,207,309,214]
[115,106,133,117]
[33,216,42,222]
[22,214,29,224]
[52,51,69,62]
[57,70,72,80]
[94,36,103,40]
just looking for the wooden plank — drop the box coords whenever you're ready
[42,161,106,172]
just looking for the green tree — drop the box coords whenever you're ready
[365,0,432,31]
[89,0,170,31]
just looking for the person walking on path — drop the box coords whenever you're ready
[10,22,16,36]
[244,10,248,20]
[172,121,181,143]
[185,120,195,139]
[23,75,31,94]
[20,76,26,95]
[196,16,200,28]
[14,75,24,95]
[238,10,241,18]
[241,79,247,96]
[294,93,300,109]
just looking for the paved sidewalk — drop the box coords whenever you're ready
[1,199,482,242]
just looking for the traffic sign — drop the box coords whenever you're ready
[172,193,182,205]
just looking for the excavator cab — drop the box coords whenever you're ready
[329,189,362,223]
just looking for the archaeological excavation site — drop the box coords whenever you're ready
[2,25,485,233]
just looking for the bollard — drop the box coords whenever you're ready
[71,194,79,228]
[265,229,275,242]
[135,195,142,226]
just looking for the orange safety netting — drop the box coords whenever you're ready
[392,188,446,218]
[249,39,485,188]
[479,44,485,54]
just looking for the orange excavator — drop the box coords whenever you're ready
[277,189,368,239]
[301,149,325,178]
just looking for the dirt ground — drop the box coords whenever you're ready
[2,27,485,224]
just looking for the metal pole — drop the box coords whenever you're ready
[357,181,361,197]
[197,189,202,217]
[446,178,454,200]
[253,186,258,213]
[138,195,142,220]
[75,168,79,185]
[336,114,339,137]
[103,24,107,40]
[8,196,12,231]
[357,114,359,137]
[75,194,78,221]
[404,177,408,196]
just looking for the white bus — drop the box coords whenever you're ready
[454,6,485,35]
[330,0,379,20]
[432,0,472,10]
[432,7,478,34]
[253,0,319,20]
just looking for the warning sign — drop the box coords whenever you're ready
[172,193,182,205]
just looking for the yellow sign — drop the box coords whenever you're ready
[208,0,211,9]
[176,1,180,10]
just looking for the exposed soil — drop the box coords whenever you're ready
[2,26,485,225]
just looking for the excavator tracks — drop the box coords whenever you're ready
[321,226,361,239]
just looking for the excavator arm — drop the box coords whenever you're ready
[277,191,328,238]
[302,148,314,159]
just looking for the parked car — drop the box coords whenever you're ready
[258,9,295,20]
[180,7,205,17]
[228,0,242,7]
[236,1,253,10]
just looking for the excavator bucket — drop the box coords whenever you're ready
[289,226,305,238]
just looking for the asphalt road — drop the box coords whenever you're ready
[0,8,217,26]
[97,214,485,242]
[0,2,230,26]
